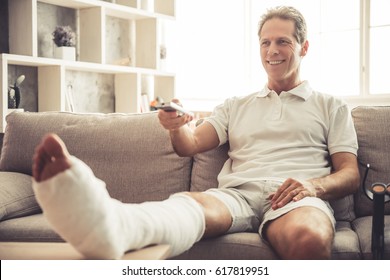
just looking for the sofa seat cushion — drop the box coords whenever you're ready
[0,111,192,203]
[352,216,390,259]
[172,232,278,260]
[0,214,63,242]
[332,221,361,259]
[0,172,41,221]
[173,222,361,260]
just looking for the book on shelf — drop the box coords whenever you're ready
[140,92,151,113]
[65,84,75,112]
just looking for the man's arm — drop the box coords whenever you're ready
[307,152,360,200]
[158,110,220,157]
[270,152,360,210]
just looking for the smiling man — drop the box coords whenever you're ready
[259,13,309,93]
[32,6,359,260]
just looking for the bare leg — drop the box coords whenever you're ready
[264,207,334,259]
[184,192,232,238]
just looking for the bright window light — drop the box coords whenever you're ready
[174,0,246,111]
[369,0,390,95]
[251,0,360,97]
[173,0,390,111]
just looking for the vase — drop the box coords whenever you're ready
[54,46,76,61]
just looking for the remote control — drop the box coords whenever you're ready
[157,102,194,117]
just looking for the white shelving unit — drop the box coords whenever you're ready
[1,0,175,132]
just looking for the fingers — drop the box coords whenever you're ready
[158,99,194,129]
[271,178,315,210]
[158,109,193,130]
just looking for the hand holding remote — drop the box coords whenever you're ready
[157,102,194,117]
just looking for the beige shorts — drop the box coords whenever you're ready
[205,181,336,239]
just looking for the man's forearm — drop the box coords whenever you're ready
[308,167,360,201]
[169,126,198,157]
[169,121,220,158]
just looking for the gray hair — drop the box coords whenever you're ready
[257,6,307,44]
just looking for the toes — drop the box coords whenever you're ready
[32,134,70,182]
[42,134,70,159]
[33,143,50,182]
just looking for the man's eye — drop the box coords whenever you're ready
[261,41,270,46]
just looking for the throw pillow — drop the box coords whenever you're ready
[0,172,41,221]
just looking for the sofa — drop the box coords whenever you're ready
[0,106,389,260]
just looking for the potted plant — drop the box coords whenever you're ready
[52,25,76,61]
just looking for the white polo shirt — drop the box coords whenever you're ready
[206,81,358,189]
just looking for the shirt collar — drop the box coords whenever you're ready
[256,81,312,101]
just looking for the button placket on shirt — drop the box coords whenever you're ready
[269,91,283,120]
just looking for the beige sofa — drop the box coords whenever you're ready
[0,107,389,259]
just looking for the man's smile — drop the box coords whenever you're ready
[268,60,284,65]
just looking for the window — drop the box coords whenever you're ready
[369,0,390,95]
[250,0,360,96]
[173,0,246,111]
[174,0,390,111]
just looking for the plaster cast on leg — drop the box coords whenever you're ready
[32,156,205,259]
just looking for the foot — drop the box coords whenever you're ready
[31,140,204,258]
[33,133,72,182]
[32,142,127,259]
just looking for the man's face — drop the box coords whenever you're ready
[259,18,308,86]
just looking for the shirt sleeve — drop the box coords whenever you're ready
[204,98,232,146]
[327,103,358,156]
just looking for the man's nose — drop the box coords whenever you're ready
[268,49,280,55]
[267,43,280,55]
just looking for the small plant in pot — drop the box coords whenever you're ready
[52,25,76,60]
[53,25,76,47]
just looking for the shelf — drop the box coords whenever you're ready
[39,0,175,19]
[2,54,174,76]
[1,0,176,132]
[39,0,97,9]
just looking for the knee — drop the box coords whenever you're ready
[286,224,333,259]
[181,192,232,237]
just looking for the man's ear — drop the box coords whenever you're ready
[300,40,309,57]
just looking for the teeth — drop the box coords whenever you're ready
[269,60,283,65]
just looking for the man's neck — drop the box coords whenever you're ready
[268,79,302,94]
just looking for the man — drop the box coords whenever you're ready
[32,6,359,259]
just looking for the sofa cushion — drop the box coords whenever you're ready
[331,221,361,259]
[328,195,356,222]
[352,106,390,217]
[352,216,390,259]
[190,143,229,192]
[173,232,278,260]
[191,142,355,221]
[0,172,41,221]
[173,222,361,260]
[0,213,62,242]
[0,111,192,203]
